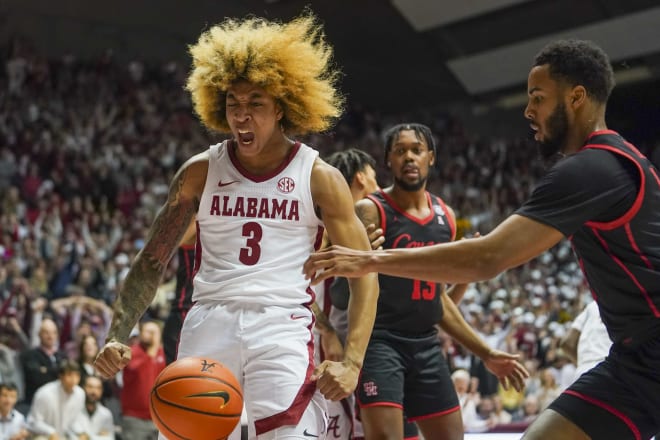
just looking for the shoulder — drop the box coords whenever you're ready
[173,150,210,200]
[355,195,380,224]
[310,158,351,201]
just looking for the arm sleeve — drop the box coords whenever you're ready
[516,149,638,236]
[26,395,57,435]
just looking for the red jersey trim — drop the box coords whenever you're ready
[582,144,645,231]
[590,228,660,317]
[434,196,456,241]
[193,221,202,277]
[407,404,461,422]
[254,319,316,434]
[228,140,302,182]
[563,390,641,440]
[377,190,435,225]
[584,129,619,141]
[358,401,403,409]
[366,194,388,234]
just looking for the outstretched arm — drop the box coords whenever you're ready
[439,291,528,391]
[305,214,564,285]
[310,159,379,401]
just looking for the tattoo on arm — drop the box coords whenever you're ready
[108,170,198,343]
[355,200,379,228]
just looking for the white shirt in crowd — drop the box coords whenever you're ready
[69,402,115,440]
[0,409,26,440]
[572,301,612,379]
[26,380,85,437]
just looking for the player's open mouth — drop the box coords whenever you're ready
[237,130,255,145]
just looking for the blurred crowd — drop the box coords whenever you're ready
[1,36,659,438]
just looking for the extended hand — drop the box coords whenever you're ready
[366,224,384,250]
[483,350,529,392]
[311,360,359,401]
[94,340,132,379]
[303,245,373,285]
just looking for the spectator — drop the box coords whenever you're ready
[69,375,115,440]
[26,359,85,439]
[119,321,164,440]
[0,382,28,440]
[19,318,66,406]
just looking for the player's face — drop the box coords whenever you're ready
[387,129,434,192]
[525,65,570,159]
[226,80,283,156]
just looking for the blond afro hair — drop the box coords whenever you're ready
[186,12,344,135]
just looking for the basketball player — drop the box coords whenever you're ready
[323,148,419,440]
[162,219,197,365]
[335,123,525,440]
[94,13,379,440]
[304,40,660,440]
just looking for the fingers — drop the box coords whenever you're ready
[310,361,329,382]
[94,343,131,379]
[366,224,384,251]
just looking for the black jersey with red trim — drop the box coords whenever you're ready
[517,130,660,345]
[172,244,196,312]
[367,190,456,334]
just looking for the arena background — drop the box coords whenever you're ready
[2,1,660,439]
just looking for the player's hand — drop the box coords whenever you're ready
[303,245,374,285]
[94,339,132,379]
[320,331,343,362]
[483,350,529,392]
[311,359,359,401]
[366,224,384,250]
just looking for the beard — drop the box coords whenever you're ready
[394,175,427,192]
[538,103,569,160]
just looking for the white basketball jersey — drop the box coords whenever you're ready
[194,140,323,306]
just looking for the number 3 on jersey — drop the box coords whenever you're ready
[411,279,436,300]
[240,222,262,265]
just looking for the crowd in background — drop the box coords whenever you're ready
[1,36,660,438]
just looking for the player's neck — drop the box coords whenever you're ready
[234,135,295,175]
[388,185,429,212]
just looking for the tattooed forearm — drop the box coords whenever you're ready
[107,170,198,343]
[107,253,167,343]
[355,200,379,228]
[311,301,335,336]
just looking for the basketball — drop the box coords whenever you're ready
[150,357,243,440]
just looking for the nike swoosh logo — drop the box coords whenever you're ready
[290,314,307,320]
[218,180,239,187]
[186,391,230,408]
[303,429,319,438]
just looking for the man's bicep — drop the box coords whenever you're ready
[355,198,380,229]
[141,166,201,268]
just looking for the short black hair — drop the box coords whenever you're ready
[382,123,436,165]
[58,359,81,375]
[0,382,18,393]
[533,39,615,103]
[325,148,377,185]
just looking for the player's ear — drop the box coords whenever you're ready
[570,86,586,108]
[275,101,284,121]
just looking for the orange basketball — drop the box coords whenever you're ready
[150,357,243,440]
